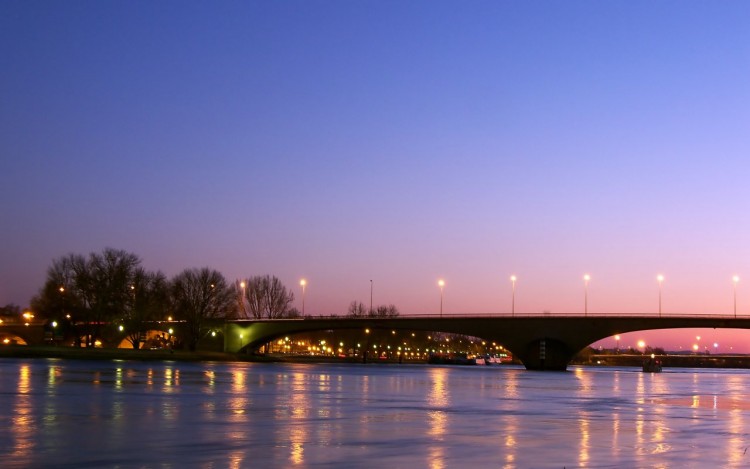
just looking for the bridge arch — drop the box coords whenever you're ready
[225,315,750,370]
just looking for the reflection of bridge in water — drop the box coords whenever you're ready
[226,313,750,370]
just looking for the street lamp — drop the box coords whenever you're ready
[370,279,373,315]
[300,279,307,315]
[239,281,247,316]
[614,334,620,353]
[583,274,591,316]
[510,275,517,316]
[657,274,665,316]
[733,275,740,318]
[438,279,445,317]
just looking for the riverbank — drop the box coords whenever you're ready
[589,353,750,369]
[0,345,392,365]
[0,345,266,363]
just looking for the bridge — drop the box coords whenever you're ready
[224,313,750,370]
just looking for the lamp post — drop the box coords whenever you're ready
[239,281,246,316]
[583,274,591,316]
[614,334,621,353]
[370,279,373,315]
[59,286,65,319]
[733,275,740,318]
[510,275,517,316]
[657,274,665,317]
[300,279,307,315]
[438,279,445,317]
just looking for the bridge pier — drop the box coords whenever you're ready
[517,338,574,371]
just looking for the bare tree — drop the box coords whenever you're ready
[170,268,234,351]
[374,304,400,318]
[347,301,368,317]
[347,301,399,318]
[241,275,295,319]
[122,269,169,349]
[33,248,141,347]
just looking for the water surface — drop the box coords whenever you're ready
[1,359,749,468]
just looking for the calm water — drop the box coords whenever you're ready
[1,359,749,468]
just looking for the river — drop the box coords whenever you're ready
[1,358,748,468]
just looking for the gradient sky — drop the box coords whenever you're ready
[3,1,750,351]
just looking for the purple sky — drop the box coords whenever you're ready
[3,1,750,351]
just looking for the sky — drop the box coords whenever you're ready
[2,1,750,352]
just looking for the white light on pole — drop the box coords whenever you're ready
[733,275,740,318]
[583,274,591,316]
[510,275,517,316]
[300,279,307,315]
[657,274,665,316]
[239,281,247,316]
[438,279,445,317]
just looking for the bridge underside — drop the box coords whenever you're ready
[225,316,750,371]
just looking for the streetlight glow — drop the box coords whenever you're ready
[300,279,307,315]
[657,274,665,316]
[583,274,591,316]
[438,279,445,317]
[733,275,740,317]
[510,275,517,316]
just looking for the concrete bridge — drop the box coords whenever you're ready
[224,314,750,370]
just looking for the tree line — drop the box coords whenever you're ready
[31,248,299,351]
[25,247,401,352]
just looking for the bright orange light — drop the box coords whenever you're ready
[438,279,445,288]
[300,279,307,287]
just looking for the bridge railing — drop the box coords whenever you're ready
[228,311,748,321]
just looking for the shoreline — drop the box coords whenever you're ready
[3,346,750,369]
[0,345,396,365]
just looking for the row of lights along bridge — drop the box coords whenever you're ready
[292,275,743,318]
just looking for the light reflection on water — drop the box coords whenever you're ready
[2,360,750,467]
